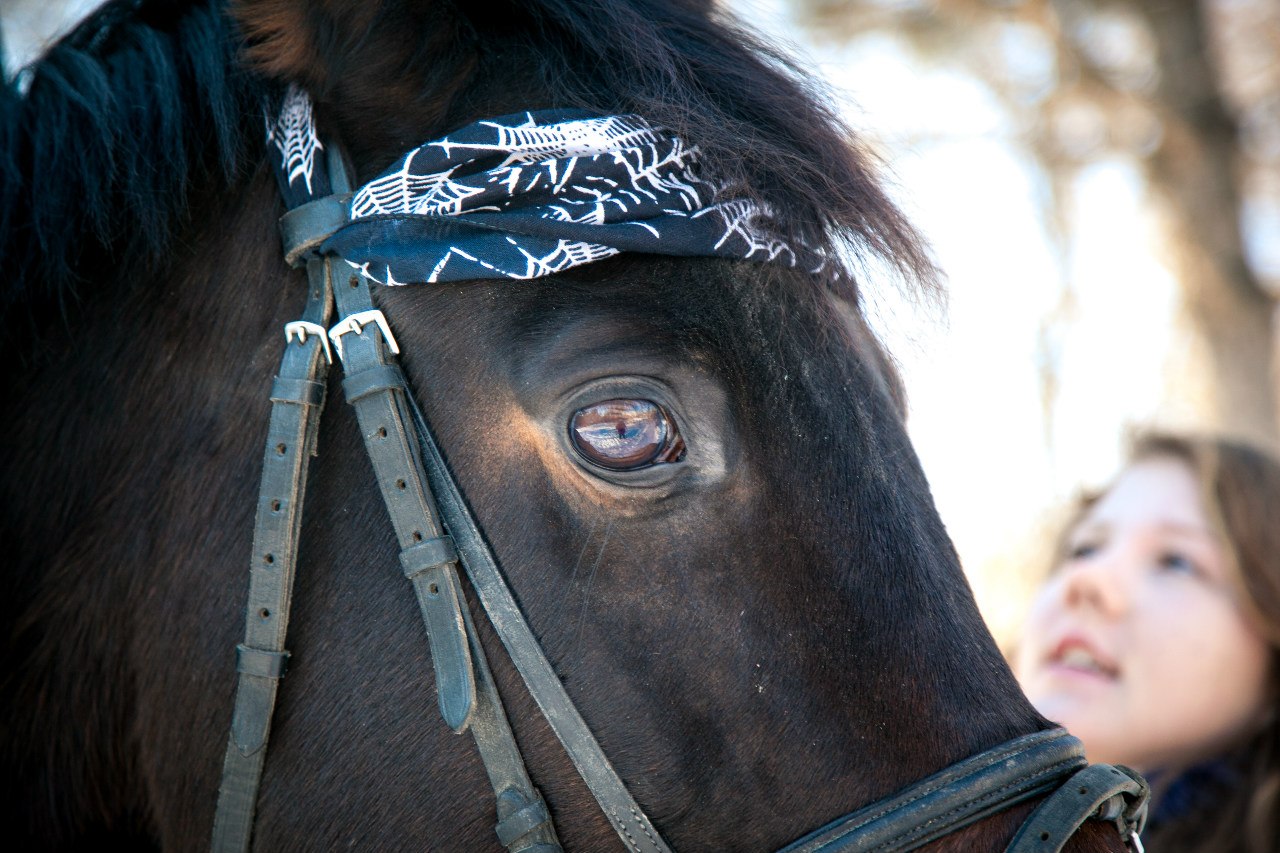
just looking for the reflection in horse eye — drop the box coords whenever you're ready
[569,399,685,471]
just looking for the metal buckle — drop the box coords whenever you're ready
[284,320,333,364]
[327,310,401,362]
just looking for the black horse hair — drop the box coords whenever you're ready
[0,0,264,348]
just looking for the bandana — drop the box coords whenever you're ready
[267,86,829,284]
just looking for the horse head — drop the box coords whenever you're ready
[0,1,1138,850]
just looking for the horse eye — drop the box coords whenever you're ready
[569,399,685,471]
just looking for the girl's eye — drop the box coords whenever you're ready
[1066,542,1099,561]
[569,399,686,471]
[1158,552,1198,575]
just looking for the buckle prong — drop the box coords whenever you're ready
[284,321,333,364]
[328,310,400,362]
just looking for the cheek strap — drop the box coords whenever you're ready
[1004,763,1149,853]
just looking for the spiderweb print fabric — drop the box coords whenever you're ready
[268,90,830,284]
[267,86,328,204]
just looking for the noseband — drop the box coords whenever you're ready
[210,130,1148,853]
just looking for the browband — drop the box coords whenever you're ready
[265,85,832,286]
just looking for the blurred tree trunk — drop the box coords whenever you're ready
[1128,0,1276,443]
[797,0,1279,446]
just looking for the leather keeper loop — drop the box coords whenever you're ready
[400,535,459,580]
[236,644,290,679]
[342,364,406,403]
[495,798,553,847]
[279,194,351,267]
[270,377,325,407]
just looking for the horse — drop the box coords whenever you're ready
[0,1,1141,850]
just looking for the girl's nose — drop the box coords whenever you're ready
[1060,546,1133,619]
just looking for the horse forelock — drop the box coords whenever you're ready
[0,0,263,352]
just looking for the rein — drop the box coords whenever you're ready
[211,132,1149,853]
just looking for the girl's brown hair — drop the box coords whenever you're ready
[1077,433,1280,853]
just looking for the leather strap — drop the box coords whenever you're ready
[211,252,335,853]
[280,194,351,267]
[235,644,289,679]
[323,144,562,853]
[407,389,675,853]
[463,592,564,853]
[332,276,479,733]
[777,729,1089,853]
[331,271,562,850]
[1004,764,1148,853]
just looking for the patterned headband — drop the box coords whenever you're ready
[267,86,830,284]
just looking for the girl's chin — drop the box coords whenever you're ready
[1026,687,1117,731]
[1027,697,1130,762]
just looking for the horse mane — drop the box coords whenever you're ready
[0,0,265,349]
[488,0,940,293]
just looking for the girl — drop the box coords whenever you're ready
[1016,433,1280,853]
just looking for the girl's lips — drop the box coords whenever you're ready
[1046,635,1120,679]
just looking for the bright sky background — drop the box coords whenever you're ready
[1,0,103,74]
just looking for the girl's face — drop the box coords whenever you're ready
[1016,457,1272,773]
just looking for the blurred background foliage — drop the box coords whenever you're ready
[798,0,1279,436]
[5,0,1279,645]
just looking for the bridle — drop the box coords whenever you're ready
[209,137,1149,853]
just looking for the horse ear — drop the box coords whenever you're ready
[230,0,337,92]
[231,0,474,164]
[230,0,467,100]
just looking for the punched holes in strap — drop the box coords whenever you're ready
[270,377,326,407]
[400,535,460,580]
[342,364,406,404]
[236,644,290,679]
